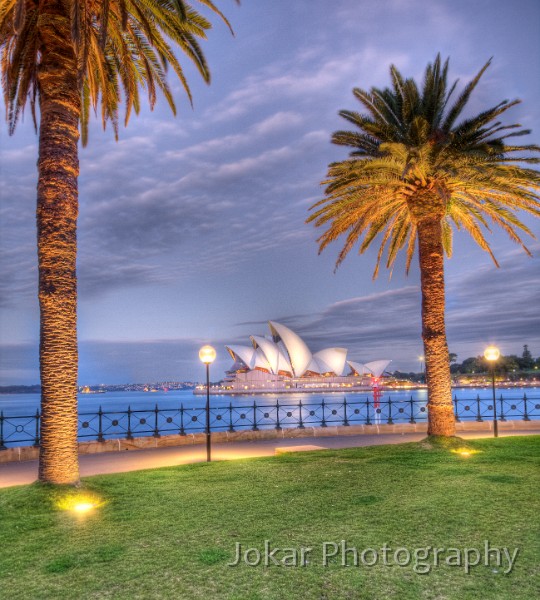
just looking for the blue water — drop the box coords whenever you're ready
[1,387,539,415]
[1,388,538,448]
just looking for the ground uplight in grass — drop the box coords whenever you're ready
[451,447,482,458]
[55,490,106,515]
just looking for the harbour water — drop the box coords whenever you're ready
[1,386,539,416]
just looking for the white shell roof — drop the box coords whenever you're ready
[268,321,312,377]
[251,336,278,373]
[251,335,292,375]
[306,357,322,374]
[347,360,366,376]
[251,347,271,370]
[226,345,255,368]
[313,348,348,376]
[363,360,392,378]
[348,359,391,378]
[226,323,390,378]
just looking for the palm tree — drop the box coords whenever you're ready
[307,55,540,437]
[1,0,235,484]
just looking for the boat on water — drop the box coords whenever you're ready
[79,386,106,394]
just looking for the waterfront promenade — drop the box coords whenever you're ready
[1,428,538,489]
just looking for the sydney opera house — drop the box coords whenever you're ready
[217,321,391,394]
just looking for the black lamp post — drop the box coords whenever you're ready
[484,345,500,438]
[199,345,216,462]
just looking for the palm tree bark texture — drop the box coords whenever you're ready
[37,0,81,484]
[416,217,455,436]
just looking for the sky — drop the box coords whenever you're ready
[1,0,539,385]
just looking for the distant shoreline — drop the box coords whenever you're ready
[1,381,537,395]
[0,385,196,394]
[194,382,539,396]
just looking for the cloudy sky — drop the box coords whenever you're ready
[1,0,539,385]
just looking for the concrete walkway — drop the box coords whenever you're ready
[1,430,538,489]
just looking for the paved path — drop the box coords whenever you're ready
[1,430,537,489]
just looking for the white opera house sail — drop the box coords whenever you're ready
[212,321,391,394]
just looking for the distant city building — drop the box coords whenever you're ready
[214,321,391,394]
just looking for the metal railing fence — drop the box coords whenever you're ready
[1,394,538,448]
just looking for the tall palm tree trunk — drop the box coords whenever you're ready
[37,0,81,484]
[417,216,456,437]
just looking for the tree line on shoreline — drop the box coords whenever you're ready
[449,345,538,374]
[393,345,539,381]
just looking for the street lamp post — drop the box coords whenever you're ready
[199,345,216,462]
[484,345,500,438]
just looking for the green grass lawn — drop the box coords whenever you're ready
[1,436,539,600]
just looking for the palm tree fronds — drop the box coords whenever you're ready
[0,0,235,140]
[442,58,492,131]
[308,55,540,277]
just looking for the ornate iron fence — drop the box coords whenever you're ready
[0,394,538,448]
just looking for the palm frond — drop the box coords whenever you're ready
[1,0,236,141]
[308,55,540,276]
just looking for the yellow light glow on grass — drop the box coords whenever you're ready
[73,502,96,513]
[56,491,106,515]
[451,448,481,458]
